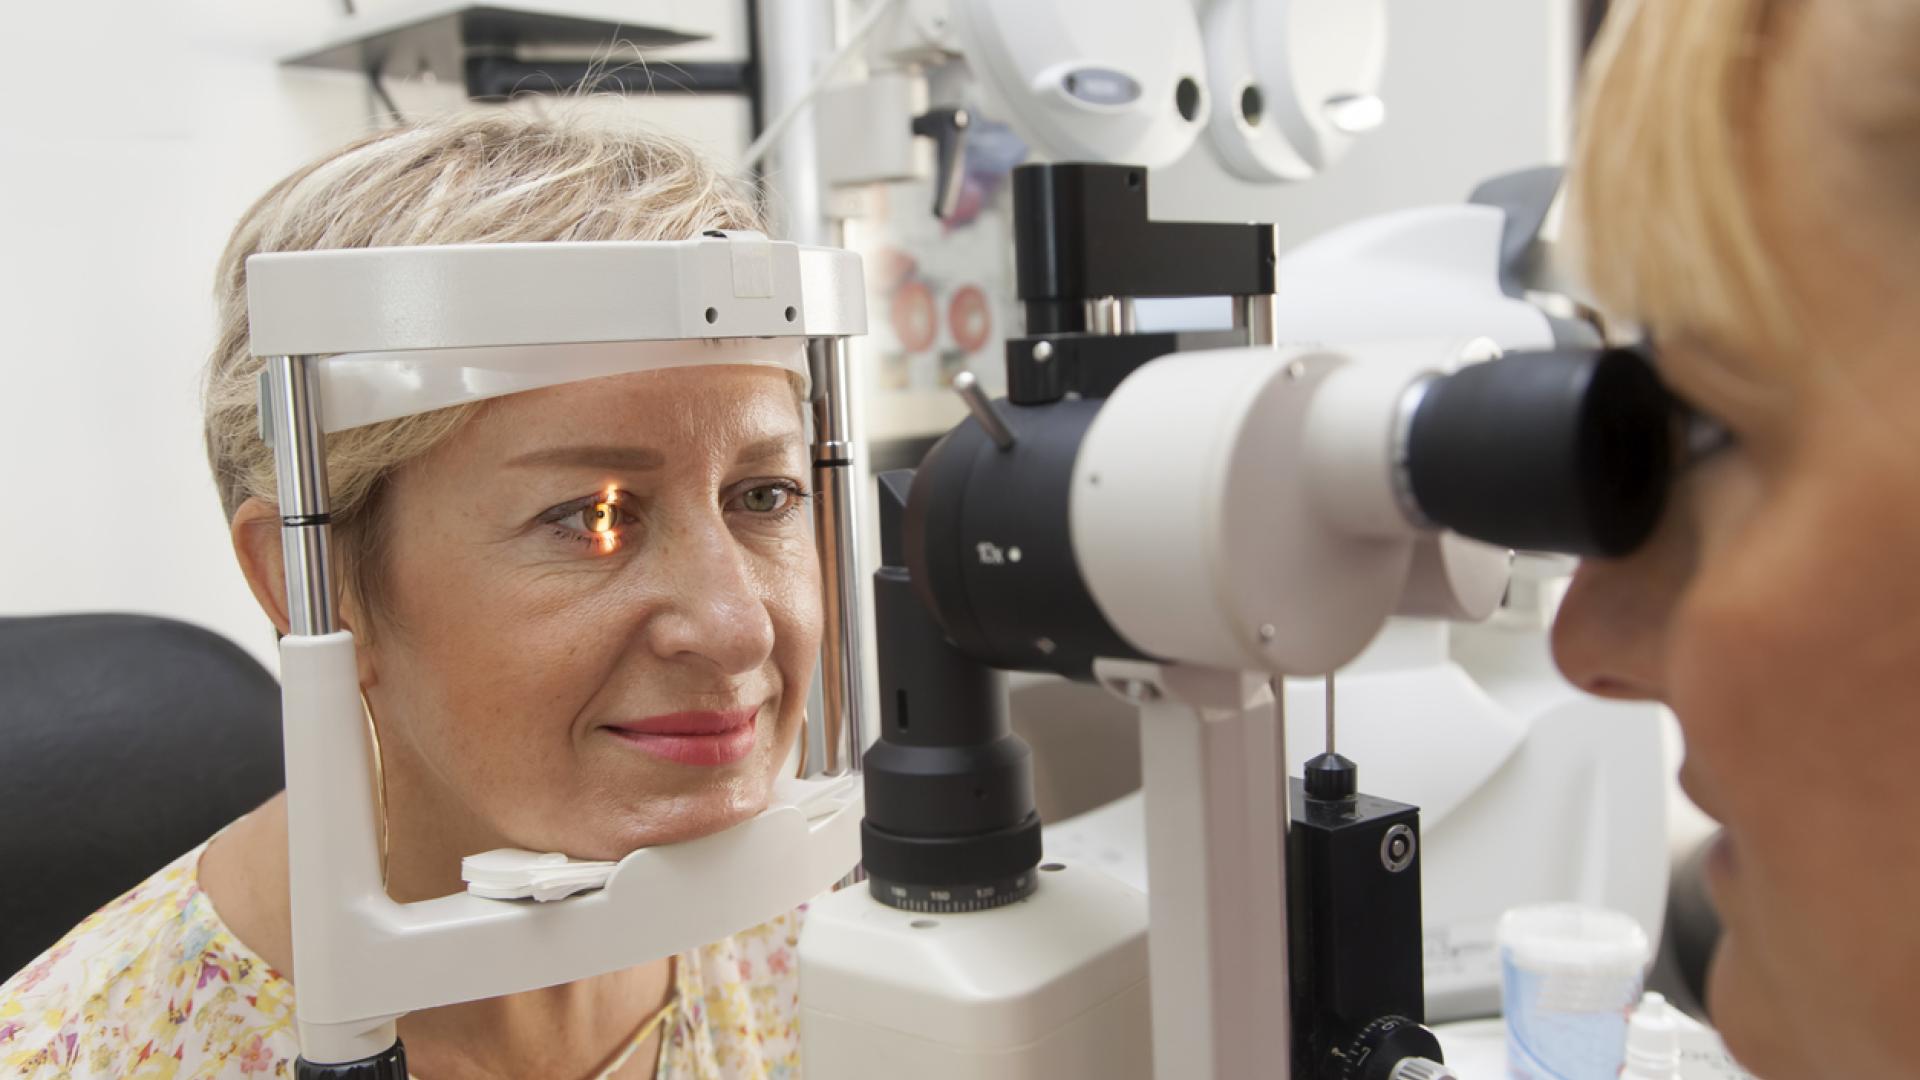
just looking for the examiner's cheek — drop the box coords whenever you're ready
[1707,935,1815,1080]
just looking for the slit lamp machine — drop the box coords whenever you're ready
[249,153,1676,1080]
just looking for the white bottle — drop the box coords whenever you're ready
[1622,992,1682,1080]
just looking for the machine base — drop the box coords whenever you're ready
[799,860,1151,1079]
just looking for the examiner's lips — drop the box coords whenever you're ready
[603,707,760,766]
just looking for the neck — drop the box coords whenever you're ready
[397,961,673,1080]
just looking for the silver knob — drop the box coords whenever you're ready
[1323,92,1387,134]
[952,371,1017,451]
[1388,1058,1459,1080]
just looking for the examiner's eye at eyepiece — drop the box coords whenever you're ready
[1399,345,1676,558]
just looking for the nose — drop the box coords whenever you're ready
[637,511,779,677]
[1550,550,1677,701]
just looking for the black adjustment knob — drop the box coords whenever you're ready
[1328,1016,1448,1080]
[295,1042,408,1080]
[1304,752,1358,800]
[1406,347,1674,557]
[911,106,972,221]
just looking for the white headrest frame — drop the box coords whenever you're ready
[244,231,864,434]
[311,339,810,434]
[247,231,865,355]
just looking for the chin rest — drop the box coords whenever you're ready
[0,613,283,978]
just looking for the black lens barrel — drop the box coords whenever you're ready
[903,399,1147,680]
[862,470,1042,913]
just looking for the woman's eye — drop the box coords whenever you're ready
[1680,410,1738,469]
[568,499,622,538]
[732,481,811,520]
[545,488,636,552]
[741,485,790,513]
[571,498,621,535]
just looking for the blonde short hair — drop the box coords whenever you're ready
[1569,0,1792,354]
[203,107,762,617]
[1570,0,1920,358]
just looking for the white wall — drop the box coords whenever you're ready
[1154,0,1580,240]
[0,1,752,671]
[0,0,1577,673]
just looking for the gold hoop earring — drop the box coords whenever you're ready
[793,708,811,778]
[358,690,392,890]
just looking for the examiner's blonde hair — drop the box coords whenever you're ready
[1569,0,1920,358]
[1569,0,1791,354]
[203,107,762,618]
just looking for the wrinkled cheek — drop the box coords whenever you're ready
[776,561,827,693]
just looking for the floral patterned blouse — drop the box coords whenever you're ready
[0,842,806,1078]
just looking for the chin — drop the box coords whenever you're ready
[589,769,781,855]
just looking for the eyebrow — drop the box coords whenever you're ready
[735,434,805,466]
[504,445,666,471]
[503,435,802,473]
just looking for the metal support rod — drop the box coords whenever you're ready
[1233,293,1279,347]
[267,355,338,637]
[1325,673,1336,755]
[1275,674,1294,1073]
[951,371,1016,451]
[1086,295,1126,335]
[808,337,867,777]
[752,0,836,246]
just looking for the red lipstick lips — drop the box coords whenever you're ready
[604,708,760,766]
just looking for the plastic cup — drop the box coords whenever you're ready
[1498,903,1651,1080]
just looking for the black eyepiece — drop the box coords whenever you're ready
[1405,347,1674,558]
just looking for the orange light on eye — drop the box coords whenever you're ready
[594,486,619,553]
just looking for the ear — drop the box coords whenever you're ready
[232,497,291,635]
[230,497,380,689]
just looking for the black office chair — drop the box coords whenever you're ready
[0,613,284,978]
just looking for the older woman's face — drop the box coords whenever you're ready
[362,364,820,861]
[1553,9,1920,1078]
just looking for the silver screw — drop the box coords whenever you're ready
[1033,341,1054,363]
[1008,546,1023,563]
[1381,824,1417,873]
[1286,360,1306,379]
[1459,336,1503,363]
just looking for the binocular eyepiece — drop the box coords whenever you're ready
[1402,345,1672,560]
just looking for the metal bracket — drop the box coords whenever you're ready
[705,228,776,299]
[257,368,277,447]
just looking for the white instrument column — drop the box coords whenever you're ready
[1101,661,1293,1080]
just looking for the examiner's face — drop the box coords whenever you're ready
[364,364,821,860]
[1551,9,1920,1078]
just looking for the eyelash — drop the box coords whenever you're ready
[540,482,813,551]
